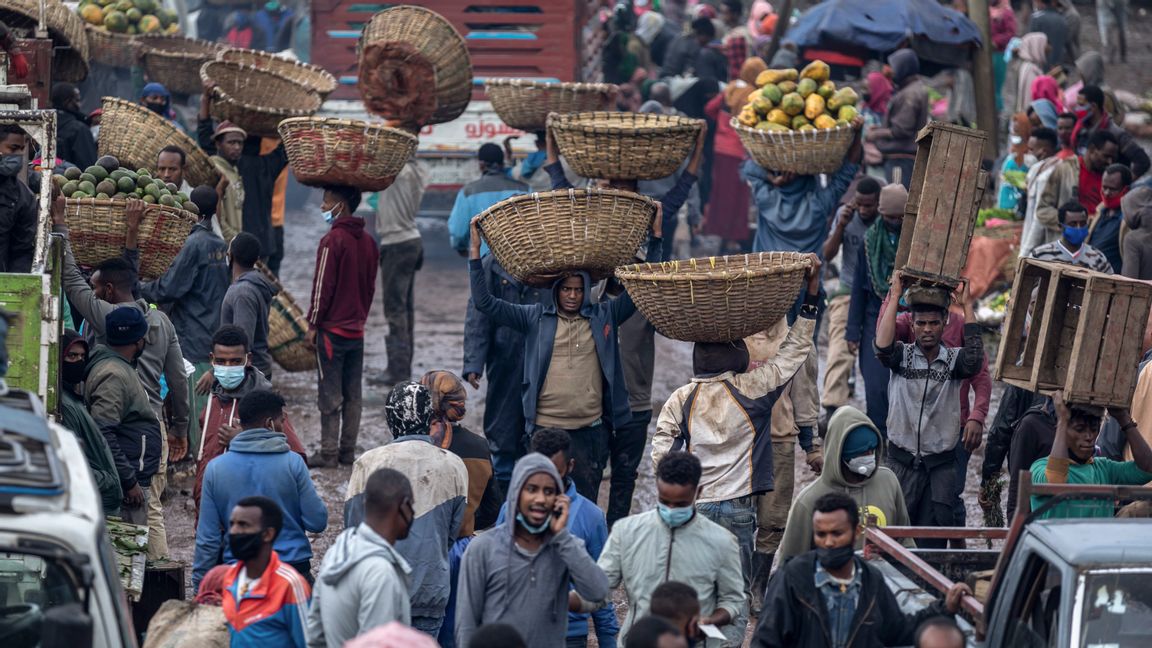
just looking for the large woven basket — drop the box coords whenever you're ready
[486,79,619,131]
[257,264,317,372]
[137,35,226,95]
[217,48,338,99]
[548,112,703,181]
[201,61,322,138]
[63,198,197,281]
[730,117,856,175]
[277,117,417,191]
[86,26,138,69]
[97,97,219,189]
[615,252,813,342]
[0,0,88,81]
[477,188,657,286]
[358,5,472,127]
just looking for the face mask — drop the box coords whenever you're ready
[1104,188,1127,211]
[213,364,246,390]
[228,531,264,561]
[62,360,87,386]
[846,454,877,477]
[515,511,551,535]
[816,543,856,570]
[1073,105,1090,119]
[657,503,695,528]
[321,203,342,224]
[1063,224,1089,246]
[146,102,166,116]
[0,154,23,177]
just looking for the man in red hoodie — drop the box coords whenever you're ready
[307,185,380,468]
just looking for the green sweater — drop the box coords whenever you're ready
[1030,456,1152,519]
[59,389,122,516]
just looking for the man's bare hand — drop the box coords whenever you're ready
[963,419,983,453]
[125,199,146,232]
[806,452,824,475]
[168,434,188,462]
[945,583,974,614]
[124,484,145,507]
[50,193,66,226]
[218,424,240,447]
[804,253,822,295]
[306,328,317,349]
[195,370,215,395]
[847,341,860,354]
[652,203,664,240]
[465,373,481,389]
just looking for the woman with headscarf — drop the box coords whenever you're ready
[990,0,1018,111]
[703,58,764,251]
[864,71,894,119]
[1014,32,1048,114]
[1030,98,1060,129]
[1030,75,1063,110]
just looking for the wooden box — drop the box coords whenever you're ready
[894,122,989,287]
[994,258,1152,408]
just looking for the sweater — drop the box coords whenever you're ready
[59,388,123,516]
[743,159,859,255]
[307,216,380,336]
[221,269,278,375]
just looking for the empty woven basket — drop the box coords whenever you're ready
[63,198,197,280]
[217,48,339,99]
[0,0,89,81]
[278,117,417,191]
[98,97,219,189]
[730,117,856,175]
[201,61,322,138]
[548,112,703,181]
[615,252,813,342]
[477,188,658,286]
[137,35,226,95]
[486,79,619,131]
[257,263,317,372]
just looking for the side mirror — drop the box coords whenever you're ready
[41,603,93,648]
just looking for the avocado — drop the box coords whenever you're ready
[96,155,120,173]
[84,165,109,181]
[144,184,162,200]
[77,180,96,195]
[52,174,68,190]
[79,172,97,185]
[142,194,157,204]
[117,176,136,193]
[71,190,88,199]
[61,180,79,197]
[183,201,199,216]
[137,168,151,178]
[96,192,110,200]
[165,182,178,193]
[64,167,82,181]
[137,175,152,189]
[96,179,117,196]
[158,194,176,207]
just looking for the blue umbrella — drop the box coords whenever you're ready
[786,0,982,53]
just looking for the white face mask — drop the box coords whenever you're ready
[846,454,877,477]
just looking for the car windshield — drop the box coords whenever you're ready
[1079,569,1152,647]
[0,551,80,644]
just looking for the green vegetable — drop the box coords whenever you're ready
[1003,170,1028,190]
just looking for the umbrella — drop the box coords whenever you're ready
[786,0,982,53]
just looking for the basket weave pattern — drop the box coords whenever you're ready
[548,112,703,181]
[358,5,472,126]
[0,0,89,81]
[217,48,338,99]
[486,79,618,131]
[615,252,812,342]
[63,198,196,280]
[137,35,225,95]
[477,189,657,285]
[257,264,317,372]
[86,25,138,69]
[98,97,219,189]
[277,117,417,191]
[730,117,856,176]
[201,61,322,138]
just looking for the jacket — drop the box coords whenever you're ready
[59,388,123,516]
[221,269,278,375]
[753,551,949,648]
[1122,189,1152,280]
[222,551,311,648]
[446,423,502,536]
[455,454,609,647]
[599,508,745,645]
[307,522,413,648]
[743,159,859,255]
[872,49,929,156]
[55,109,97,169]
[307,216,379,336]
[344,436,467,618]
[198,122,289,255]
[1021,155,1078,257]
[447,171,528,254]
[194,367,307,512]
[140,223,230,362]
[83,345,162,490]
[544,161,700,232]
[0,173,36,273]
[778,407,911,561]
[652,314,816,503]
[193,428,328,589]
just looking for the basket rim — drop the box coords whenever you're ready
[549,111,702,134]
[615,252,813,282]
[84,24,136,38]
[99,95,213,158]
[216,46,338,92]
[276,116,419,144]
[728,115,856,140]
[485,79,619,94]
[64,195,199,220]
[137,34,223,57]
[200,61,322,114]
[476,187,660,220]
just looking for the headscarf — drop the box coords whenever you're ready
[747,0,774,37]
[195,565,231,605]
[888,48,920,87]
[724,57,767,112]
[1030,75,1063,109]
[1017,32,1048,66]
[1030,98,1060,129]
[384,381,432,438]
[419,370,467,448]
[636,11,665,46]
[865,72,893,116]
[878,183,909,217]
[692,340,750,376]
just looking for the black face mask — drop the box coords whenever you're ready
[816,543,856,570]
[229,531,264,561]
[145,102,167,116]
[62,360,87,386]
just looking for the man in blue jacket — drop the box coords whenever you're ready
[447,144,528,255]
[193,389,327,590]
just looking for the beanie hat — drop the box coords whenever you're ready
[105,307,148,346]
[213,120,247,140]
[879,183,909,217]
[385,381,432,437]
[842,425,879,458]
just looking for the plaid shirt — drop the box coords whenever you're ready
[722,36,748,81]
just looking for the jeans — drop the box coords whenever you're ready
[696,496,753,647]
[538,422,608,502]
[379,238,423,382]
[438,537,472,648]
[607,409,652,528]
[317,331,365,460]
[412,615,444,639]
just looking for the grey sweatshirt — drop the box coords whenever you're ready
[455,453,609,647]
[220,268,278,375]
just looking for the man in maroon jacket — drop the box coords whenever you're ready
[306,185,380,467]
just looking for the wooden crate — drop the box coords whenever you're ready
[894,122,989,287]
[994,258,1152,408]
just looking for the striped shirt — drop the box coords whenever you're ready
[1029,241,1114,273]
[222,551,311,648]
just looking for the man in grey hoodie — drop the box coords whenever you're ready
[455,452,610,647]
[308,467,415,648]
[221,232,278,378]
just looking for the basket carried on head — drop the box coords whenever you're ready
[86,25,138,69]
[358,5,472,127]
[137,35,226,95]
[615,252,813,342]
[98,97,219,188]
[548,112,703,181]
[485,79,619,132]
[477,189,658,286]
[277,117,417,191]
[0,0,88,81]
[217,48,339,100]
[63,198,197,281]
[256,264,317,373]
[201,61,322,138]
[730,117,856,176]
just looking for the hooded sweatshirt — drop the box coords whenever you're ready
[777,407,911,562]
[455,453,609,647]
[872,49,929,156]
[1122,187,1152,280]
[307,522,413,648]
[307,216,380,338]
[221,269,279,375]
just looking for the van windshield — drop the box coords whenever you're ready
[0,551,80,644]
[1079,569,1152,647]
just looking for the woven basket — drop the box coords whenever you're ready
[97,97,219,189]
[217,48,338,99]
[63,198,197,281]
[256,264,317,372]
[86,26,138,69]
[0,0,88,81]
[730,117,857,176]
[477,189,657,286]
[548,112,703,181]
[137,35,226,95]
[486,79,618,131]
[201,61,322,138]
[615,252,813,342]
[277,117,417,191]
[358,5,472,127]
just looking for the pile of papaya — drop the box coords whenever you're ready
[78,0,179,35]
[736,60,860,133]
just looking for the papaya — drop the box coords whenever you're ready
[797,124,816,132]
[737,106,759,127]
[827,87,859,111]
[804,94,826,121]
[797,78,817,99]
[813,114,839,130]
[80,3,104,25]
[817,80,836,100]
[779,93,804,117]
[751,95,774,115]
[800,60,831,83]
[135,0,157,13]
[761,84,783,104]
[766,108,790,127]
[791,115,810,130]
[103,10,128,32]
[113,0,131,12]
[158,7,177,27]
[756,121,791,132]
[125,7,141,22]
[139,15,162,33]
[777,80,797,95]
[754,68,798,88]
[838,105,859,123]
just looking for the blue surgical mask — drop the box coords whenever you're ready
[1063,224,1089,246]
[213,364,246,390]
[321,203,342,224]
[515,512,550,535]
[657,503,694,528]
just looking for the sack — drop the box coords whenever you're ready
[142,600,229,648]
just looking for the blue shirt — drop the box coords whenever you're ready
[814,559,863,648]
[742,161,860,255]
[447,170,529,255]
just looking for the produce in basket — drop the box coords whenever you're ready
[736,60,858,132]
[52,155,196,212]
[77,0,178,35]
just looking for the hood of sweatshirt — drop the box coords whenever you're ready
[319,522,411,586]
[822,406,885,489]
[332,215,368,239]
[237,269,279,301]
[211,366,271,404]
[546,270,596,318]
[84,345,128,379]
[888,48,919,86]
[504,453,564,541]
[228,427,290,453]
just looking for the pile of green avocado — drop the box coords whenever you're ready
[52,154,199,215]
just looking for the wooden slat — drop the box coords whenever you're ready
[1067,285,1111,400]
[906,128,951,271]
[1111,294,1148,402]
[941,133,985,278]
[923,129,966,277]
[1031,268,1065,389]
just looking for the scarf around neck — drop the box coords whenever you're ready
[866,219,901,298]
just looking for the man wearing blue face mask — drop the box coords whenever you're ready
[1029,200,1114,272]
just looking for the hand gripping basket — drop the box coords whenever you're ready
[86,25,138,69]
[201,60,322,138]
[256,263,317,373]
[476,188,658,286]
[358,5,472,127]
[730,117,857,176]
[485,79,619,132]
[615,252,813,343]
[0,0,88,81]
[97,97,219,189]
[217,47,339,100]
[63,198,197,281]
[548,112,703,181]
[277,117,417,191]
[137,35,226,95]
